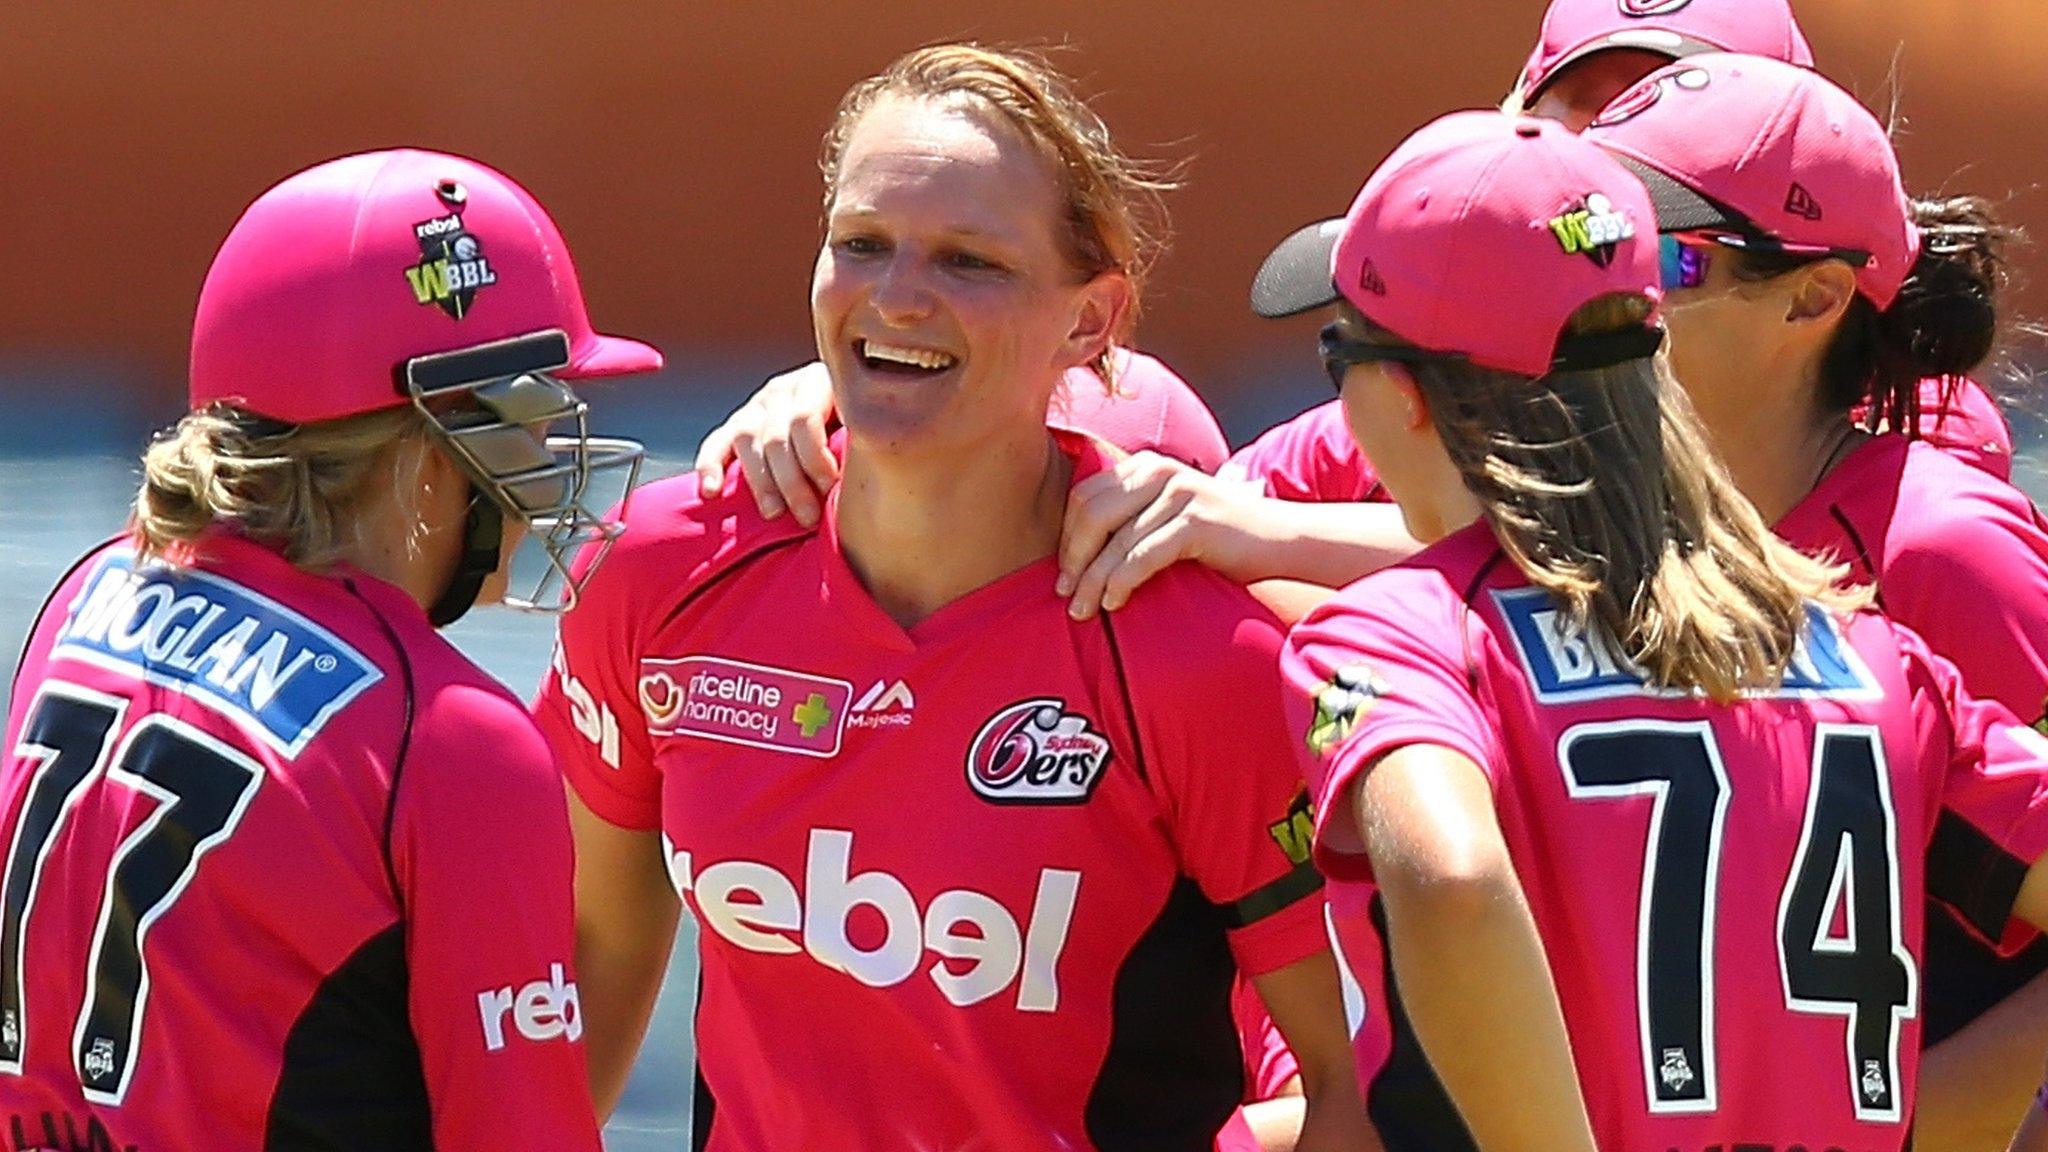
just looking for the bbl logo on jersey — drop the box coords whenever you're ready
[405,180,497,319]
[53,553,383,757]
[1306,664,1386,758]
[965,699,1112,805]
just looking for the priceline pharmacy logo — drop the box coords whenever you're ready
[639,655,852,757]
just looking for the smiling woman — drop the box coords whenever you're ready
[536,42,1371,1152]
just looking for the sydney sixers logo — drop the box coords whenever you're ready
[1619,0,1693,14]
[966,699,1113,805]
[1588,65,1710,129]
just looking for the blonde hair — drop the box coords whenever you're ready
[132,403,431,570]
[819,43,1177,385]
[1403,295,1868,701]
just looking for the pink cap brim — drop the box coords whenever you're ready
[565,332,664,380]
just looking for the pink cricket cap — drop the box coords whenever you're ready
[1518,0,1814,101]
[1583,53,1919,308]
[190,149,661,424]
[1049,348,1230,472]
[1252,112,1662,378]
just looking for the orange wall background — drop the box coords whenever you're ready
[5,2,2044,416]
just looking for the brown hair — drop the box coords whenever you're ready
[1391,294,1866,701]
[1729,194,2021,432]
[132,403,432,569]
[819,43,1177,385]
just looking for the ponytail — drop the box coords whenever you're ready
[1734,194,2019,430]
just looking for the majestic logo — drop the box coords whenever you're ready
[1268,790,1316,866]
[54,553,382,758]
[1660,1048,1696,1092]
[1307,665,1386,757]
[404,180,497,319]
[667,829,1081,1012]
[477,963,582,1051]
[1619,0,1694,14]
[1547,193,1636,268]
[1785,182,1824,221]
[1493,588,1877,702]
[850,679,916,729]
[966,699,1113,805]
[638,656,852,758]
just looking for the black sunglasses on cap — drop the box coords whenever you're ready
[1317,322,1665,392]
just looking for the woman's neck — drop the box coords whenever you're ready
[1696,373,1858,526]
[835,427,1071,629]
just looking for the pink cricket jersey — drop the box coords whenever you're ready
[1052,348,1231,472]
[1226,375,2009,504]
[1779,433,2048,1038]
[1219,400,1386,502]
[534,430,1326,1152]
[1,533,597,1150]
[1284,522,2048,1152]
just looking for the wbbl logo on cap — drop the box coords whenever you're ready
[405,180,498,319]
[1548,193,1635,268]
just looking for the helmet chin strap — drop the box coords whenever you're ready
[427,489,504,627]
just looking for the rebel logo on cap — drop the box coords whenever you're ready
[1619,0,1694,15]
[404,179,499,320]
[1548,193,1637,268]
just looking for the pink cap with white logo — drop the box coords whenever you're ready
[190,149,661,424]
[1582,53,1919,307]
[1519,0,1814,101]
[1253,112,1661,378]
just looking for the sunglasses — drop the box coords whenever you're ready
[1317,324,1466,392]
[1659,229,1875,292]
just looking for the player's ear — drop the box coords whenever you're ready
[1388,365,1432,432]
[1059,270,1132,372]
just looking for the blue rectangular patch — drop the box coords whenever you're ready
[1492,587,1875,703]
[52,553,383,757]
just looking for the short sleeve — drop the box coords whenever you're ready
[1281,574,1500,883]
[532,526,662,830]
[1907,633,2048,950]
[1219,401,1383,503]
[1120,577,1328,977]
[393,683,602,1151]
[1882,478,2048,728]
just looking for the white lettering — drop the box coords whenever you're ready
[476,986,514,1052]
[192,617,259,688]
[804,828,922,987]
[1533,608,1627,684]
[139,595,210,663]
[673,829,1080,1012]
[221,630,315,711]
[554,646,621,768]
[695,860,802,954]
[65,568,139,643]
[106,584,174,654]
[477,963,581,1052]
[164,603,228,670]
[924,889,1020,1007]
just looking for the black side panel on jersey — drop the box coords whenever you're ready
[1085,877,1242,1152]
[265,923,430,1150]
[693,967,717,1152]
[1367,894,1479,1152]
[1923,810,2048,1042]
